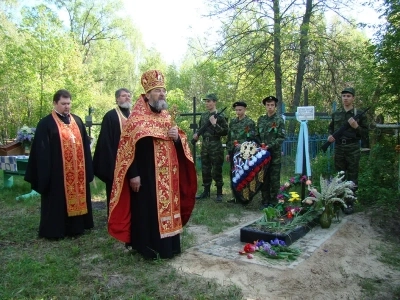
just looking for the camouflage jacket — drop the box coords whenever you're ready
[328,107,368,141]
[256,113,285,158]
[226,115,256,153]
[198,110,228,138]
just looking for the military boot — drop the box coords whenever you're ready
[343,196,356,215]
[343,186,357,215]
[216,186,223,202]
[196,185,210,200]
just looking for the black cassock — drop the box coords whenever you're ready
[93,107,130,213]
[126,136,181,259]
[25,113,94,238]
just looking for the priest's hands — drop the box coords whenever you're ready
[130,176,141,192]
[168,126,179,142]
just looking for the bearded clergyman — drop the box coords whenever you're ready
[108,69,197,259]
[93,88,132,216]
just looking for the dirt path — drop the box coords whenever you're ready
[171,212,400,299]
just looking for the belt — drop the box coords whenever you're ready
[203,136,221,142]
[337,138,359,145]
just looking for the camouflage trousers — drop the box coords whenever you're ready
[261,162,281,205]
[200,140,224,187]
[334,143,360,187]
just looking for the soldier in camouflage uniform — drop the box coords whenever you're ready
[193,93,228,202]
[225,101,256,203]
[327,87,368,214]
[257,96,286,207]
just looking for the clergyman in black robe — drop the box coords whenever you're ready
[25,89,94,239]
[108,70,197,260]
[93,88,131,215]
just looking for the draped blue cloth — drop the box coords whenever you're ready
[295,113,311,176]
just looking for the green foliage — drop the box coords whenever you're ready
[0,0,393,154]
[375,0,400,119]
[358,136,400,206]
[0,175,244,299]
[310,152,335,182]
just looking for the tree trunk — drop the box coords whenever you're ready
[288,0,313,133]
[273,0,283,115]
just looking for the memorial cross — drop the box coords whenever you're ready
[179,97,202,160]
[283,89,330,200]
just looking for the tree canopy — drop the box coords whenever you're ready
[0,0,396,142]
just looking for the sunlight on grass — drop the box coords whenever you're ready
[0,173,243,299]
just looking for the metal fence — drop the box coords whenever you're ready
[281,134,333,175]
[197,134,336,176]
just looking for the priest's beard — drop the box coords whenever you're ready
[154,99,168,111]
[119,102,132,110]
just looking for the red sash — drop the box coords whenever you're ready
[108,95,196,242]
[52,111,87,216]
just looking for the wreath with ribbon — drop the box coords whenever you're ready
[231,141,271,203]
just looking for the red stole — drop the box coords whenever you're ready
[52,111,87,216]
[108,95,197,242]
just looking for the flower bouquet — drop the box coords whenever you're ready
[239,238,301,261]
[275,174,311,218]
[16,125,36,154]
[302,171,356,228]
[240,174,320,245]
[16,125,36,145]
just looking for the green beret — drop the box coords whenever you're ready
[203,93,218,101]
[341,87,355,96]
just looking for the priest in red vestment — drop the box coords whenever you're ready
[25,89,94,239]
[108,69,197,259]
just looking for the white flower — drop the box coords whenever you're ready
[302,172,355,209]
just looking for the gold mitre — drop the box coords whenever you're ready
[141,69,166,93]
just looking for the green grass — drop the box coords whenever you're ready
[2,154,400,299]
[0,172,247,299]
[356,208,400,299]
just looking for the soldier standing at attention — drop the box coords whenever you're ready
[193,93,228,202]
[257,96,286,208]
[327,87,368,214]
[225,101,256,203]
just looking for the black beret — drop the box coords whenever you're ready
[262,95,278,105]
[232,101,247,108]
